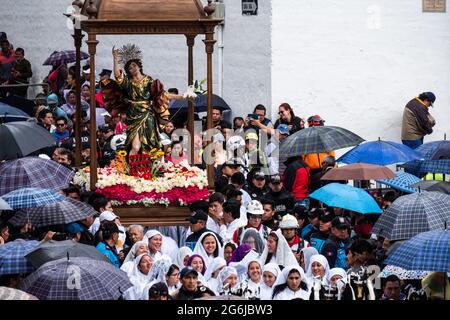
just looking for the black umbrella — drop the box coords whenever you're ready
[0,122,56,161]
[410,180,450,195]
[0,95,36,117]
[25,240,110,269]
[0,102,30,123]
[170,93,231,112]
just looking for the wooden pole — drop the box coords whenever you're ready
[72,28,84,167]
[186,35,196,165]
[86,33,98,190]
[204,28,216,189]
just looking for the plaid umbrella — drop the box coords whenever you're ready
[0,122,56,161]
[384,230,450,273]
[0,197,12,210]
[8,198,97,228]
[43,50,89,66]
[25,240,110,269]
[309,182,382,214]
[0,286,38,300]
[372,192,450,241]
[0,156,75,196]
[376,171,421,194]
[321,163,395,180]
[399,159,450,178]
[0,239,39,275]
[378,265,431,280]
[337,140,423,165]
[18,257,132,300]
[410,181,450,195]
[415,140,450,160]
[279,126,365,157]
[2,187,64,210]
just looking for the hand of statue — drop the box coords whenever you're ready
[112,46,119,60]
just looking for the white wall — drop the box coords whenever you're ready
[272,0,450,146]
[2,0,272,120]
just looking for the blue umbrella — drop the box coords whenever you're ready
[0,102,30,123]
[376,171,421,194]
[0,239,39,275]
[337,140,423,165]
[169,93,231,113]
[2,187,65,209]
[415,140,450,160]
[399,159,450,178]
[385,230,450,273]
[309,183,382,214]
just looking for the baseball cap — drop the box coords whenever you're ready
[245,132,259,141]
[186,210,208,224]
[99,123,114,132]
[270,174,282,184]
[308,208,322,219]
[148,282,169,298]
[319,211,335,223]
[99,210,119,222]
[332,216,350,229]
[180,267,199,279]
[99,69,112,77]
[253,171,265,180]
[277,124,290,136]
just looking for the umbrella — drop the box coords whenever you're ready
[399,159,450,178]
[378,265,431,280]
[0,197,12,210]
[415,140,450,160]
[375,171,421,194]
[0,102,30,123]
[0,156,75,196]
[43,50,89,66]
[279,126,365,157]
[337,140,423,165]
[0,95,35,117]
[321,163,396,181]
[25,240,110,269]
[18,257,133,300]
[8,198,98,228]
[2,187,64,210]
[309,183,382,214]
[0,239,39,275]
[169,93,231,113]
[0,286,39,300]
[410,181,450,195]
[384,229,450,273]
[0,121,56,161]
[372,192,450,241]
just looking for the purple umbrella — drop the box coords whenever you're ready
[43,50,89,66]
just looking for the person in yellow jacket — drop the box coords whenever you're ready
[302,115,335,175]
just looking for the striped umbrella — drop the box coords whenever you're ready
[0,239,39,275]
[372,192,450,241]
[280,126,365,157]
[376,171,421,194]
[385,230,450,273]
[2,187,64,210]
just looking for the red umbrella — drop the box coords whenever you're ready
[321,163,395,180]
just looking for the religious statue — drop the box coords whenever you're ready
[112,44,171,156]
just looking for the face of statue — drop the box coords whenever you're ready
[128,61,141,77]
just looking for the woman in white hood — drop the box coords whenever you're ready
[306,254,331,286]
[120,241,149,274]
[192,231,224,270]
[144,230,163,261]
[204,257,227,295]
[175,246,193,269]
[259,229,298,268]
[260,263,281,300]
[240,258,263,300]
[141,255,179,299]
[272,265,311,300]
[123,253,154,300]
[217,266,239,295]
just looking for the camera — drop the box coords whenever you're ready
[248,114,259,120]
[52,232,69,241]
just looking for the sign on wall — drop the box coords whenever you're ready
[423,0,446,12]
[242,0,258,15]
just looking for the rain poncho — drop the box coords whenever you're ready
[124,253,154,300]
[272,265,311,300]
[204,257,227,295]
[175,246,193,269]
[217,266,239,294]
[260,263,282,300]
[300,247,318,274]
[259,229,299,268]
[241,228,265,254]
[229,249,260,282]
[141,255,174,300]
[193,232,224,270]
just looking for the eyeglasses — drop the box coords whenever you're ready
[56,123,66,127]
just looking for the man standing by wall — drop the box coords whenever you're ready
[401,92,436,149]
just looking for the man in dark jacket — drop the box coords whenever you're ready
[322,217,351,269]
[261,174,295,218]
[282,157,310,209]
[171,267,215,300]
[9,47,32,97]
[244,170,269,201]
[401,92,436,149]
[185,210,222,251]
[98,123,115,167]
[309,211,334,253]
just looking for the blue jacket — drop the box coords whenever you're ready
[96,242,120,268]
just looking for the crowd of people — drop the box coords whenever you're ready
[0,33,447,301]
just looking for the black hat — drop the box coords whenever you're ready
[253,171,265,180]
[148,282,169,298]
[180,267,199,279]
[270,174,282,184]
[186,210,208,224]
[332,217,350,229]
[99,123,114,132]
[99,69,112,77]
[82,65,90,73]
[319,211,335,223]
[308,208,321,219]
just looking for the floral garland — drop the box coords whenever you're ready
[73,155,209,206]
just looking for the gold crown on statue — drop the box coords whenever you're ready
[118,43,143,66]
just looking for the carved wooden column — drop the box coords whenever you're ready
[186,34,196,165]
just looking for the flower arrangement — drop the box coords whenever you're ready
[73,155,209,206]
[128,149,165,180]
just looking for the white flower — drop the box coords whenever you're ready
[182,85,197,99]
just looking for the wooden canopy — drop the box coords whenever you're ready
[69,0,222,226]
